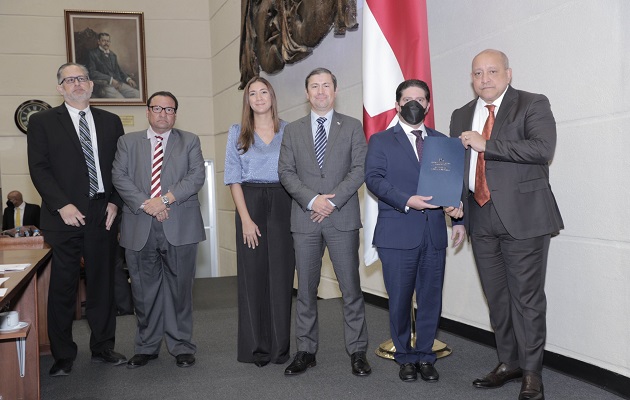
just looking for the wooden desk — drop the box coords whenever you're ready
[0,248,52,400]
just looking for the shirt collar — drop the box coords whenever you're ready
[399,120,427,139]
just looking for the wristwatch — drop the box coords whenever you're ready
[161,196,170,206]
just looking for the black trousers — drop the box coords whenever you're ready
[44,198,117,360]
[235,183,295,364]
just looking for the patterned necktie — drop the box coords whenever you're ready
[314,117,327,168]
[474,104,496,206]
[150,136,164,198]
[411,129,424,164]
[15,208,21,227]
[78,111,98,197]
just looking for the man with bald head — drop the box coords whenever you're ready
[450,49,563,400]
[2,190,40,230]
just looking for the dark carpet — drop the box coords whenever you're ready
[39,277,623,399]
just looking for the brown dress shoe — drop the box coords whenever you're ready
[519,371,544,400]
[473,362,523,388]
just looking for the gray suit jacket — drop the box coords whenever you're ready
[449,86,564,239]
[112,128,206,251]
[278,111,366,233]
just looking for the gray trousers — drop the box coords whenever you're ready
[292,218,368,355]
[126,219,198,356]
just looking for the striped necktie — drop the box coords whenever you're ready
[314,117,327,168]
[78,111,98,197]
[150,136,164,198]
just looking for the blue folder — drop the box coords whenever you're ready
[416,136,465,207]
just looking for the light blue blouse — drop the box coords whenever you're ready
[224,120,288,185]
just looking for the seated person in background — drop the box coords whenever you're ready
[86,32,140,99]
[2,190,40,230]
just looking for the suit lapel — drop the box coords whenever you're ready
[324,112,343,167]
[492,86,517,139]
[393,123,420,169]
[57,104,84,157]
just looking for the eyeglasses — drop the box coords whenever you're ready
[148,106,177,115]
[59,75,89,85]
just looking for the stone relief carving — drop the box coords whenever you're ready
[239,0,358,89]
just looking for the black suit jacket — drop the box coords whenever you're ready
[449,86,563,239]
[27,103,124,231]
[2,203,40,230]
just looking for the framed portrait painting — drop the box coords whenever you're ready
[65,10,147,106]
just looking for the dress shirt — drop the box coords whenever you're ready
[224,121,288,185]
[399,120,428,160]
[65,103,105,193]
[468,87,508,192]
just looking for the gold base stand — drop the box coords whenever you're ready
[375,337,452,360]
[375,305,452,360]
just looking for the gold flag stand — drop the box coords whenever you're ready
[375,306,452,360]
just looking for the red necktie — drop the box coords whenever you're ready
[150,136,163,198]
[474,105,495,206]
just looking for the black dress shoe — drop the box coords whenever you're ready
[351,351,372,376]
[519,371,544,400]
[49,358,73,377]
[473,362,523,389]
[91,349,127,366]
[399,363,417,382]
[254,359,270,367]
[176,353,196,367]
[284,351,316,375]
[127,354,158,369]
[417,362,439,382]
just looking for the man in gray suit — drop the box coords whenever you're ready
[112,91,205,369]
[450,50,563,400]
[279,67,371,377]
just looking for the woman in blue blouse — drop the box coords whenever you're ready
[224,76,295,367]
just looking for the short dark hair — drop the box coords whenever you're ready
[98,32,110,40]
[305,67,337,90]
[395,79,431,103]
[147,91,178,111]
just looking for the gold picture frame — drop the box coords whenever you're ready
[65,10,147,106]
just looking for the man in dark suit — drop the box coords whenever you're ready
[450,49,563,400]
[365,79,465,383]
[86,32,140,99]
[2,190,40,230]
[112,91,205,369]
[278,67,371,377]
[27,63,127,376]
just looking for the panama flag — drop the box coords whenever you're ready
[362,0,435,265]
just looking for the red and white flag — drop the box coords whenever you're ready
[362,0,435,265]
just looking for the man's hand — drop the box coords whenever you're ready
[142,197,168,216]
[312,194,336,217]
[451,225,466,247]
[104,203,118,230]
[111,78,122,90]
[310,210,327,223]
[406,195,438,211]
[444,202,464,219]
[59,204,86,227]
[460,130,486,152]
[155,209,169,222]
[127,78,138,89]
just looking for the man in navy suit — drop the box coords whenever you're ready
[365,79,465,383]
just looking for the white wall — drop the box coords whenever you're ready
[264,0,630,378]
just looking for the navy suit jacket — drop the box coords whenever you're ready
[365,123,462,250]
